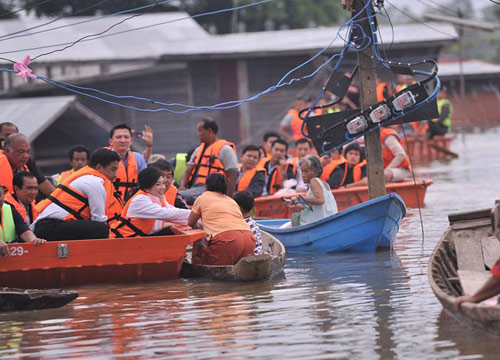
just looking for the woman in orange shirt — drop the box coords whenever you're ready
[188,173,255,265]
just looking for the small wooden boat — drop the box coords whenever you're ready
[181,231,286,281]
[0,287,78,311]
[428,205,500,336]
[254,179,431,219]
[0,226,205,289]
[404,134,457,159]
[257,193,406,253]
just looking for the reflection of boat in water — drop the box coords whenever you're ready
[254,180,431,219]
[428,207,500,336]
[257,194,405,253]
[0,287,78,311]
[0,226,205,289]
[181,231,286,281]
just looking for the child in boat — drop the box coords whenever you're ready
[111,167,191,237]
[188,173,255,265]
[233,191,263,256]
[282,155,338,227]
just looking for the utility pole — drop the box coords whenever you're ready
[352,0,386,198]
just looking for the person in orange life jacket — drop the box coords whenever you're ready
[290,138,314,192]
[0,134,55,197]
[188,173,255,266]
[32,148,123,241]
[56,145,90,185]
[148,159,188,209]
[0,185,46,256]
[9,171,39,227]
[321,146,348,189]
[108,124,149,202]
[179,118,238,205]
[279,97,306,143]
[111,167,191,238]
[381,126,412,183]
[257,131,280,167]
[376,77,392,102]
[262,139,296,196]
[236,145,266,198]
[340,143,368,188]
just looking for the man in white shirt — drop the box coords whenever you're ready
[32,148,122,241]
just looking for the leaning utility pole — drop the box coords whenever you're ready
[352,0,386,198]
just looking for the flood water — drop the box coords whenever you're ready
[1,129,500,359]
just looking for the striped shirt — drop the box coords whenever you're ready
[245,216,262,255]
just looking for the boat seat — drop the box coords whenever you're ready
[454,232,485,272]
[481,236,500,270]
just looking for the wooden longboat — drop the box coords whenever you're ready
[181,231,286,281]
[255,179,432,219]
[0,287,78,311]
[428,205,500,336]
[0,226,205,289]
[403,134,457,159]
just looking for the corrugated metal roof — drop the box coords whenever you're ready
[438,60,500,77]
[0,12,209,63]
[159,22,458,59]
[0,95,86,140]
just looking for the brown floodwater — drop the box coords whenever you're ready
[1,129,500,359]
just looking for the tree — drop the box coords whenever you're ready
[21,0,347,33]
[0,0,20,19]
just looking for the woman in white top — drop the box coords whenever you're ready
[111,167,191,237]
[283,155,337,227]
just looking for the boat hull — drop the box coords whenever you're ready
[404,134,456,159]
[254,179,431,219]
[257,193,406,253]
[0,229,204,289]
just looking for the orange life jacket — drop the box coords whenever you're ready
[336,160,367,186]
[380,128,411,171]
[320,157,347,181]
[34,166,123,224]
[188,139,236,187]
[237,166,266,192]
[257,154,271,168]
[0,150,29,194]
[376,82,392,102]
[264,160,296,195]
[6,194,38,223]
[110,149,138,201]
[111,190,166,238]
[289,109,305,141]
[164,185,177,206]
[59,169,74,183]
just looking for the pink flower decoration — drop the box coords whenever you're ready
[13,55,37,80]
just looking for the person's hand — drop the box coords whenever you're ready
[142,125,153,147]
[33,237,46,246]
[0,240,9,256]
[453,295,475,311]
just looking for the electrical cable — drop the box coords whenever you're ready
[0,0,113,41]
[415,0,458,17]
[0,0,56,18]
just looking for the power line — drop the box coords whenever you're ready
[415,0,457,17]
[384,0,457,38]
[0,0,113,41]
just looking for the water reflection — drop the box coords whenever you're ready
[0,130,500,358]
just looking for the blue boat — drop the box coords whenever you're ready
[256,193,406,253]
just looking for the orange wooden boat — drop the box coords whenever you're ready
[254,179,433,219]
[403,134,456,159]
[0,226,205,289]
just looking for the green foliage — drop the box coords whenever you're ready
[0,0,19,18]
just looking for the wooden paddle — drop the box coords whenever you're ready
[429,142,459,158]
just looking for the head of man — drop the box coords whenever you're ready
[344,143,364,167]
[241,145,261,170]
[109,124,133,156]
[294,97,306,110]
[270,139,288,164]
[4,134,30,170]
[0,122,18,139]
[330,146,343,160]
[68,144,90,172]
[13,171,38,206]
[89,148,120,181]
[196,118,218,144]
[262,131,280,155]
[148,159,174,191]
[295,138,312,159]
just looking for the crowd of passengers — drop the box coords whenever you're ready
[0,77,451,266]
